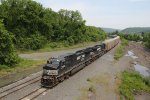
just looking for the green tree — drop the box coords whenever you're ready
[0,19,19,66]
[143,33,150,48]
[0,0,107,50]
[85,26,106,42]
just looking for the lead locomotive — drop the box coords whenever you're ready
[41,36,120,87]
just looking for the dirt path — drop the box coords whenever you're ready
[19,43,101,60]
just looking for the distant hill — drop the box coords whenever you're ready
[121,27,150,34]
[102,28,120,33]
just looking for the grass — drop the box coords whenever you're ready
[87,78,92,82]
[114,38,128,60]
[88,85,96,93]
[87,74,111,86]
[114,46,124,60]
[0,59,45,76]
[121,38,129,46]
[0,59,45,87]
[77,74,112,100]
[18,41,101,54]
[77,85,96,100]
[119,71,150,100]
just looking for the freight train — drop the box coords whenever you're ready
[41,36,120,88]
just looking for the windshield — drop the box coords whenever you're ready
[50,58,60,65]
[51,61,60,65]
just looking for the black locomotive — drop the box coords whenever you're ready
[41,36,120,88]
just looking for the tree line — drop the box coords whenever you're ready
[110,31,150,49]
[0,0,107,66]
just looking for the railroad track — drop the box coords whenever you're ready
[130,43,150,56]
[0,76,41,99]
[19,87,48,100]
[129,42,150,66]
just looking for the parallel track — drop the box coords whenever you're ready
[131,42,150,56]
[19,87,48,100]
[0,76,41,99]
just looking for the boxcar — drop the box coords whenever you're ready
[103,36,120,51]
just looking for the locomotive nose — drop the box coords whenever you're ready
[41,78,53,88]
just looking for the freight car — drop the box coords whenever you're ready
[103,36,120,51]
[41,36,120,87]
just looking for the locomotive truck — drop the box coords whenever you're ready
[41,36,120,87]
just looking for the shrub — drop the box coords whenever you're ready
[121,38,129,46]
[145,33,150,48]
[87,78,92,82]
[88,85,96,93]
[0,20,19,66]
[114,46,124,60]
[16,34,47,50]
[67,36,75,45]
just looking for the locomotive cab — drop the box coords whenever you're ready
[44,58,64,75]
[41,58,65,87]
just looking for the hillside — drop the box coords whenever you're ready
[102,28,120,33]
[121,27,150,34]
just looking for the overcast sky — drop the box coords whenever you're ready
[36,0,150,29]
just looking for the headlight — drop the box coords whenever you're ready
[43,76,50,79]
[97,47,101,51]
[43,69,58,75]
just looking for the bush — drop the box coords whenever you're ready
[49,42,58,48]
[67,36,75,45]
[144,33,150,48]
[16,34,47,50]
[0,20,19,66]
[121,38,129,46]
[88,85,96,93]
[114,46,124,60]
[123,34,141,42]
[87,78,92,82]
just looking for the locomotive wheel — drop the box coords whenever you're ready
[58,76,65,82]
[85,62,89,66]
[65,74,69,79]
[55,78,59,85]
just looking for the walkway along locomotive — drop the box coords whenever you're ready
[41,36,120,88]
